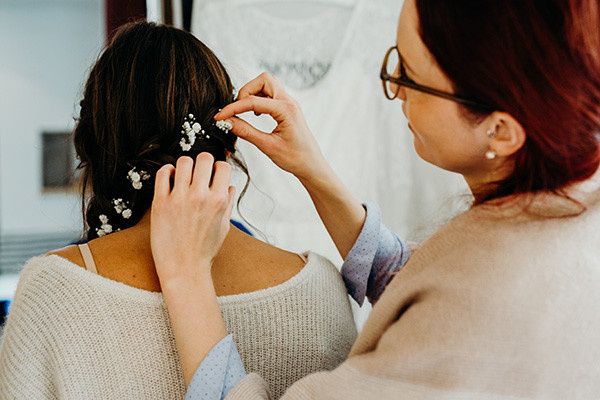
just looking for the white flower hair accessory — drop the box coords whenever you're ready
[215,119,233,134]
[180,113,236,152]
[127,167,151,190]
[96,214,113,237]
[180,113,207,151]
[113,198,132,219]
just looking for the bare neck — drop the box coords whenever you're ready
[83,211,305,295]
[462,160,515,204]
[121,211,253,263]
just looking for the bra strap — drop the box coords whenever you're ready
[78,243,98,274]
[297,253,308,263]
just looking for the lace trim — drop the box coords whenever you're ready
[258,60,332,89]
[193,0,402,89]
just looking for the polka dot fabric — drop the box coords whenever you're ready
[340,202,411,306]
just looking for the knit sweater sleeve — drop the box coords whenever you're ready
[340,201,412,306]
[0,261,56,399]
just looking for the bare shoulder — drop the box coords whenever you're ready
[212,228,308,295]
[228,230,306,270]
[47,244,86,269]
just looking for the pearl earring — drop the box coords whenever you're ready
[485,150,497,160]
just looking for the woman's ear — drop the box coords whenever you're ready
[488,112,527,158]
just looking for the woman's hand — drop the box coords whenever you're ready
[215,73,367,260]
[214,72,329,184]
[151,153,236,285]
[150,153,235,385]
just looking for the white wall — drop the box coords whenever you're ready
[0,0,104,235]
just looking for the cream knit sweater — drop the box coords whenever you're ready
[227,175,600,399]
[0,252,357,399]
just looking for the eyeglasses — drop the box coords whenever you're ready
[380,46,495,112]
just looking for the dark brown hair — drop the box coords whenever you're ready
[416,0,600,204]
[74,21,248,239]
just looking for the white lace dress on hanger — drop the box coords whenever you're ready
[192,0,467,265]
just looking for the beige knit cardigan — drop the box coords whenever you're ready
[228,175,600,399]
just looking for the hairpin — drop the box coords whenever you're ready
[96,214,113,237]
[127,167,151,190]
[215,119,233,134]
[179,113,235,152]
[113,198,132,219]
[180,113,207,151]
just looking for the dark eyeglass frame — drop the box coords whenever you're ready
[380,46,495,112]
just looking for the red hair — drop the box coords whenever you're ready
[416,0,600,203]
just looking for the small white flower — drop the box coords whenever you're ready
[192,122,201,133]
[180,138,192,152]
[215,119,233,133]
[127,168,150,189]
[188,113,194,119]
[183,121,191,130]
[113,198,132,217]
[96,214,113,237]
[130,171,141,183]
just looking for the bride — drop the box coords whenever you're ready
[0,21,357,400]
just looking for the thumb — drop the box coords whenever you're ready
[229,117,273,152]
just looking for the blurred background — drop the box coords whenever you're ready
[0,0,466,331]
[0,0,106,329]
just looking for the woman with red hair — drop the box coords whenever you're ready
[152,0,600,398]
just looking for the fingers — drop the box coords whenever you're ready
[191,153,216,191]
[214,96,291,123]
[174,154,231,199]
[153,164,175,200]
[211,161,232,192]
[228,116,272,150]
[173,156,194,196]
[237,72,287,100]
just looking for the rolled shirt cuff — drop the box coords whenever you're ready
[340,201,411,306]
[185,334,247,400]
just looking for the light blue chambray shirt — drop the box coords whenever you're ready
[185,202,411,400]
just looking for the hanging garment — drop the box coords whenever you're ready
[105,0,146,42]
[192,0,467,263]
[183,0,195,30]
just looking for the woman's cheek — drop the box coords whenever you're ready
[403,108,429,159]
[409,107,457,167]
[408,121,438,164]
